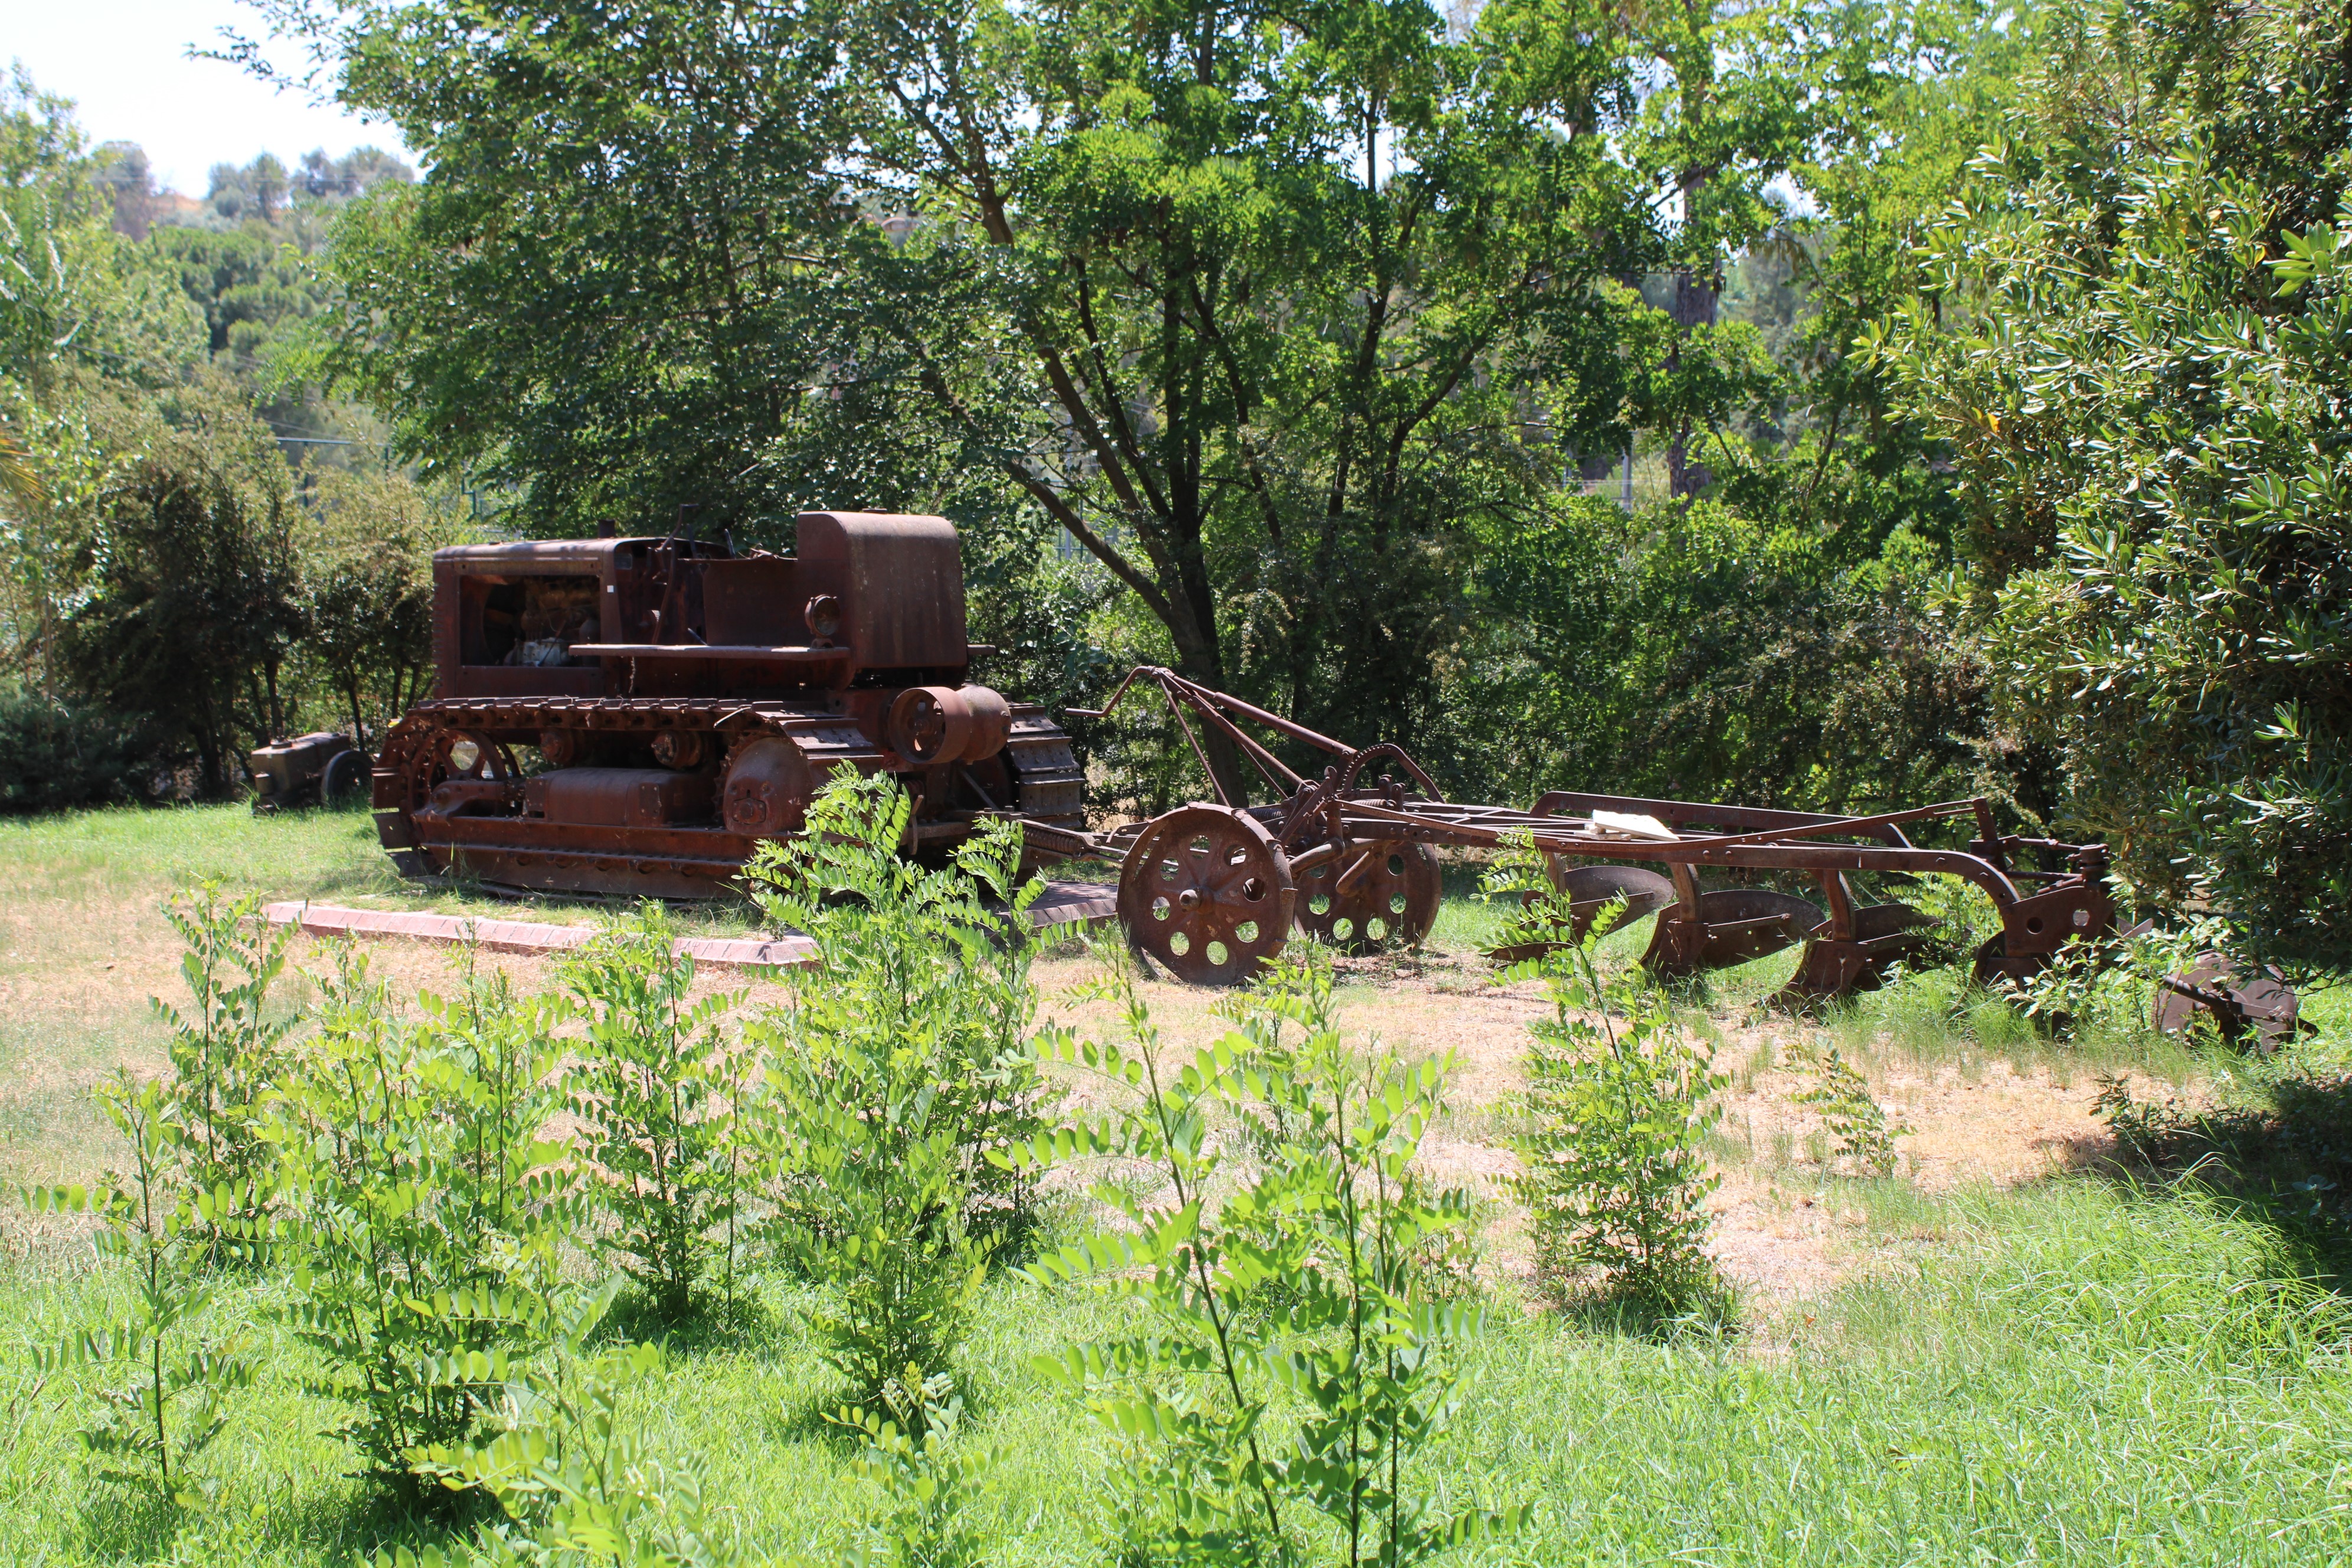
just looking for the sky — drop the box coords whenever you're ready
[8,1,416,194]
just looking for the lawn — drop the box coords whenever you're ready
[4,805,2350,1565]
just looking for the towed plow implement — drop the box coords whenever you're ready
[1053,667,2118,1005]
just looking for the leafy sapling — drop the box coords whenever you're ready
[155,882,298,1240]
[1483,839,1729,1315]
[1795,1046,1909,1177]
[268,945,575,1488]
[743,775,1055,1406]
[401,1284,747,1568]
[1004,943,1521,1565]
[26,1070,257,1507]
[831,1367,999,1568]
[562,907,747,1320]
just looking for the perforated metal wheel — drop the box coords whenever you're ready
[1295,839,1441,953]
[1116,806,1296,985]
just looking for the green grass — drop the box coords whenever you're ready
[8,809,2352,1564]
[5,1182,2348,1565]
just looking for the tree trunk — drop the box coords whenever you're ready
[1667,266,1718,497]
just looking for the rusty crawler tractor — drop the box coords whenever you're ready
[369,511,1086,898]
[1076,668,2125,1002]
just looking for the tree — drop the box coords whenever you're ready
[1870,0,2352,965]
[256,0,1671,797]
[57,383,304,795]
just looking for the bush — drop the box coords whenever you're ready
[0,685,149,812]
[561,908,747,1321]
[1795,1047,1908,1177]
[1484,842,1728,1315]
[743,774,1057,1404]
[1007,945,1518,1564]
[266,946,576,1488]
[26,1072,257,1508]
[401,1286,747,1568]
[153,883,296,1239]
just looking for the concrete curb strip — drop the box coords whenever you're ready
[261,882,1119,971]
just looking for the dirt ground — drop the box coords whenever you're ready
[0,886,2151,1304]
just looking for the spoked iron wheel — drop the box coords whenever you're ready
[393,722,520,872]
[1117,806,1296,985]
[416,726,518,799]
[1295,839,1442,953]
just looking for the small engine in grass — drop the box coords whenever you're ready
[249,732,371,813]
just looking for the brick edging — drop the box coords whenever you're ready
[262,881,1119,971]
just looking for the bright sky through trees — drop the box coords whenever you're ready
[6,1,411,192]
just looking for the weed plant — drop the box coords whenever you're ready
[1795,1047,1907,1176]
[25,1072,257,1506]
[155,883,298,1239]
[1483,842,1728,1316]
[561,909,747,1321]
[831,1368,999,1568]
[265,946,576,1488]
[400,1284,746,1568]
[1007,944,1517,1566]
[743,775,1057,1405]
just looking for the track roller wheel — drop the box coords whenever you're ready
[1295,839,1441,953]
[1118,806,1295,985]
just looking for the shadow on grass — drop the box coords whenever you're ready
[771,1386,865,1453]
[591,1278,785,1357]
[2099,1069,2352,1286]
[1541,1270,1742,1343]
[79,1469,501,1567]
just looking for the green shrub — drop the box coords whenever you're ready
[25,1071,257,1507]
[743,774,1056,1405]
[1006,945,1518,1564]
[154,883,296,1239]
[561,908,747,1321]
[400,1285,747,1568]
[1795,1047,1907,1177]
[265,946,576,1488]
[0,686,152,813]
[1484,843,1728,1315]
[831,1368,999,1568]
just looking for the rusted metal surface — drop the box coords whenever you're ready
[2154,954,2304,1051]
[1295,839,1442,953]
[373,512,1086,899]
[250,731,368,812]
[1074,666,2128,996]
[1548,861,1677,942]
[1116,805,1295,984]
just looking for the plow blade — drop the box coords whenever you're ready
[1779,902,1938,1003]
[1551,862,1678,941]
[1645,888,1825,977]
[2154,954,2303,1052]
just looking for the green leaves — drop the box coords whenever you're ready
[267,942,577,1481]
[1487,835,1729,1315]
[25,1064,258,1506]
[1868,2,2352,966]
[1794,1046,1908,1177]
[560,907,748,1321]
[744,774,1059,1406]
[1017,942,1514,1564]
